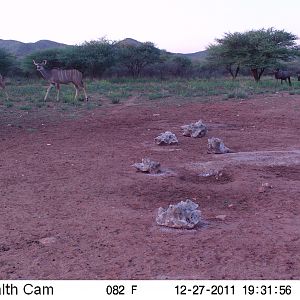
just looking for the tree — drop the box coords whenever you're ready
[171,56,192,77]
[206,28,299,81]
[116,42,161,77]
[23,39,116,78]
[0,48,14,75]
[61,39,116,78]
[207,32,245,79]
[242,28,298,81]
[22,48,66,76]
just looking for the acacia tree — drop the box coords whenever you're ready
[206,32,245,79]
[242,29,298,81]
[207,28,299,81]
[116,42,161,77]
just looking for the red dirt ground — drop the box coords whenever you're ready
[0,93,300,279]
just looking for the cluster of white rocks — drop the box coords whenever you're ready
[131,119,235,229]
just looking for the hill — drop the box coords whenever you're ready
[117,38,143,47]
[0,37,207,62]
[0,39,68,57]
[174,50,207,62]
[117,38,207,62]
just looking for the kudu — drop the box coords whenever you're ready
[274,69,292,86]
[0,74,9,100]
[33,60,88,101]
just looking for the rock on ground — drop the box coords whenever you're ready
[207,137,234,154]
[155,131,178,145]
[156,199,202,229]
[132,158,161,174]
[181,120,207,138]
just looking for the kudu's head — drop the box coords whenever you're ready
[33,60,47,72]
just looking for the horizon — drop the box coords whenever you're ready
[1,0,300,54]
[0,37,210,55]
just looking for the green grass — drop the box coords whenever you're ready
[2,76,300,113]
[5,101,14,108]
[106,90,132,104]
[225,87,249,100]
[19,105,33,111]
[91,76,299,101]
[289,89,300,95]
[148,92,171,100]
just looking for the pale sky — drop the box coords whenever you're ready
[1,0,300,53]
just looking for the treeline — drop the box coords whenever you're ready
[1,28,300,81]
[206,28,300,81]
[0,39,212,79]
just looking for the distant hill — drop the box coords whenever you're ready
[0,39,68,57]
[173,50,207,62]
[117,38,207,62]
[117,38,143,47]
[0,37,207,62]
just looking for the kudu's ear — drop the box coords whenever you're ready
[43,60,47,65]
[33,60,37,65]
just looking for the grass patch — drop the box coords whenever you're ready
[289,90,300,95]
[107,90,132,104]
[111,98,120,104]
[19,105,32,111]
[2,76,300,114]
[86,102,100,109]
[148,93,171,100]
[5,102,14,108]
[35,102,46,108]
[225,88,249,100]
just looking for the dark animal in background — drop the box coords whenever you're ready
[274,69,292,86]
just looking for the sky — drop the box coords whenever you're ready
[1,0,300,54]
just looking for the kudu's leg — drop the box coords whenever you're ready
[56,84,60,101]
[288,77,292,86]
[74,83,88,101]
[79,80,88,101]
[82,86,88,101]
[44,84,54,101]
[73,84,79,101]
